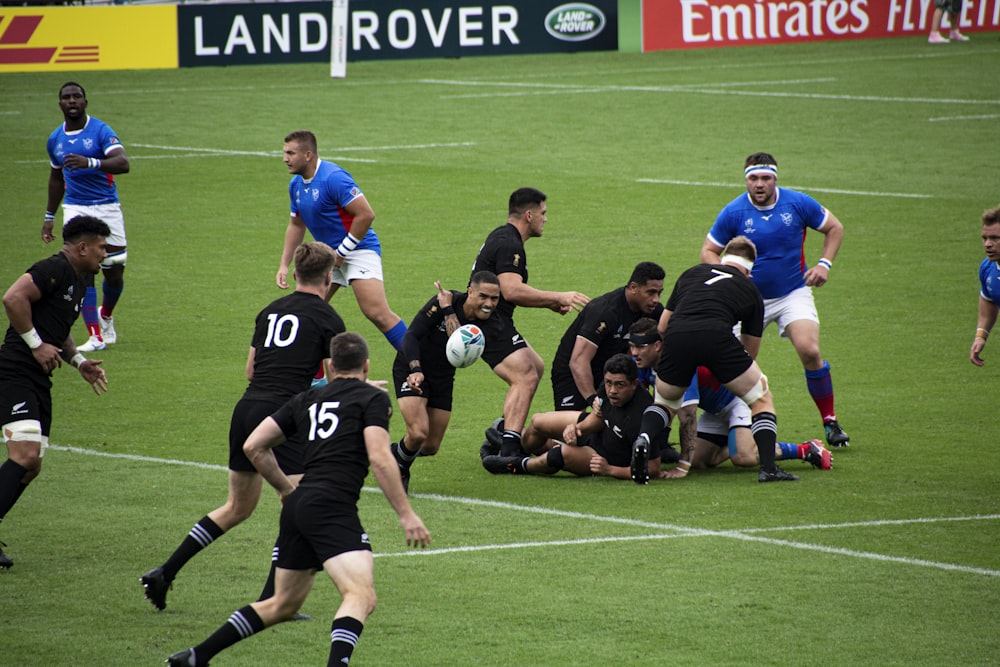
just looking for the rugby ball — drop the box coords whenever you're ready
[446,324,485,368]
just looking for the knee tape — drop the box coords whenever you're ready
[3,419,43,444]
[655,391,683,411]
[741,373,769,405]
[101,248,128,269]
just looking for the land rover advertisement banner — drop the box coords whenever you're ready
[177,0,619,67]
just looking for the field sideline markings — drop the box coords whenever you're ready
[928,113,1000,122]
[50,445,1000,577]
[423,77,1000,107]
[635,178,931,199]
[131,141,475,154]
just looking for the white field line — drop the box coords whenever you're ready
[13,141,476,166]
[423,77,1000,107]
[49,445,1000,577]
[928,113,1000,122]
[635,178,931,199]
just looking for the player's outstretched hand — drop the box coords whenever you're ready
[434,280,454,309]
[79,359,108,395]
[401,513,431,548]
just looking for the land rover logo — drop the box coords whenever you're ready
[544,3,606,42]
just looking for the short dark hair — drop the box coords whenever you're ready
[982,204,1000,227]
[470,270,500,288]
[59,81,86,98]
[293,242,336,284]
[285,130,318,153]
[330,332,368,373]
[744,152,777,169]
[508,187,546,216]
[628,261,664,286]
[603,353,637,381]
[63,215,110,243]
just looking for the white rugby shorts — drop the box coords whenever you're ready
[763,286,820,337]
[63,202,126,246]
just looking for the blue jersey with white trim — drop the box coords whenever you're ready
[289,160,381,254]
[46,116,123,206]
[980,259,1000,303]
[707,187,828,299]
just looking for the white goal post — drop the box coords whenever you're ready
[330,0,349,78]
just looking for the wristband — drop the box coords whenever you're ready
[87,157,102,170]
[409,365,423,375]
[586,393,598,406]
[71,353,87,368]
[976,328,990,341]
[44,211,55,223]
[335,232,361,258]
[817,258,832,270]
[442,305,455,316]
[20,328,43,349]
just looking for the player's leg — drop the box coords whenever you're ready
[323,549,378,666]
[345,252,407,350]
[0,422,45,568]
[490,346,543,457]
[778,289,849,447]
[98,245,126,345]
[723,365,796,482]
[165,568,316,667]
[521,409,580,454]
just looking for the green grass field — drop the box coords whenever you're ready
[2,35,999,665]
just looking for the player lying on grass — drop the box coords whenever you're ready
[481,354,667,480]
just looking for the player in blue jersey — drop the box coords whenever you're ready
[701,152,850,448]
[971,204,1000,366]
[276,130,408,352]
[44,82,131,353]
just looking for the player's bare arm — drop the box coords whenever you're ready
[2,274,63,373]
[365,426,431,548]
[804,211,844,287]
[243,417,296,500]
[276,216,308,289]
[569,337,599,401]
[43,168,66,243]
[497,272,588,313]
[700,237,725,264]
[63,146,130,174]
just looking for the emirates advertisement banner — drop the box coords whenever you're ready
[641,0,1000,51]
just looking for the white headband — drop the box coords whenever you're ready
[721,254,754,273]
[744,163,777,178]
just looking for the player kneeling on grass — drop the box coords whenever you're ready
[481,354,668,481]
[166,332,430,667]
[390,271,504,492]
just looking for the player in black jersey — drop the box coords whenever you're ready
[550,261,665,411]
[482,354,667,479]
[0,215,110,569]
[390,271,507,491]
[166,332,430,667]
[142,242,346,610]
[635,236,798,483]
[470,187,590,458]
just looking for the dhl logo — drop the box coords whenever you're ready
[0,15,99,64]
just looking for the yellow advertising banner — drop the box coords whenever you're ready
[0,6,178,73]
